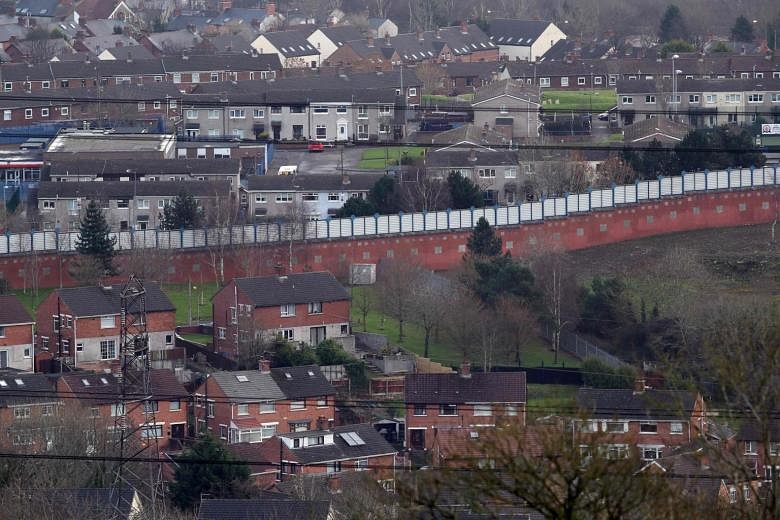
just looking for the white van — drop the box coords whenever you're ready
[278,165,298,176]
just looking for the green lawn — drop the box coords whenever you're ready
[180,332,212,345]
[422,93,474,103]
[13,288,54,317]
[162,282,220,325]
[542,89,616,112]
[350,286,579,368]
[358,146,426,169]
[527,384,578,418]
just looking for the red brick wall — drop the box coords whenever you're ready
[0,322,33,347]
[0,188,776,290]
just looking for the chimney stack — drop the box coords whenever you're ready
[366,35,374,47]
[435,27,441,39]
[634,377,646,394]
[416,28,423,42]
[266,2,276,16]
[460,361,471,378]
[327,475,341,493]
[316,415,329,430]
[460,20,468,34]
[259,359,271,374]
[384,33,390,46]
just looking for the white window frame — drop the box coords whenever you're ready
[539,77,550,87]
[280,303,296,317]
[100,315,115,329]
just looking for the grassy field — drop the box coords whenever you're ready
[180,332,212,345]
[542,89,616,112]
[358,146,426,169]
[422,93,474,103]
[13,288,54,317]
[527,384,578,418]
[162,282,220,325]
[350,286,579,368]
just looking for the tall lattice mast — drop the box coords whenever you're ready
[112,275,162,518]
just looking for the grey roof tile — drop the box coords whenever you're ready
[244,173,384,192]
[234,272,349,308]
[271,364,336,399]
[46,158,239,178]
[283,422,396,464]
[576,388,697,420]
[0,294,33,324]
[38,180,231,198]
[405,372,527,404]
[0,370,58,407]
[488,19,553,45]
[56,282,174,317]
[197,498,329,520]
[209,370,286,402]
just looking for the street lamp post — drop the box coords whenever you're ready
[672,54,680,121]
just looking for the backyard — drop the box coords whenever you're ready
[541,89,616,112]
[349,286,580,369]
[358,146,426,169]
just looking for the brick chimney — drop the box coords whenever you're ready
[266,2,276,16]
[416,28,423,42]
[367,35,374,47]
[316,415,329,430]
[384,33,390,46]
[327,475,341,493]
[259,359,271,374]
[460,361,471,378]
[435,27,441,39]
[634,377,646,394]
[460,20,468,34]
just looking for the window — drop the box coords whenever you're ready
[141,425,163,438]
[645,95,656,104]
[280,303,296,317]
[3,82,10,91]
[504,404,518,416]
[100,315,115,329]
[290,400,305,410]
[641,446,662,460]
[666,95,681,104]
[260,402,275,413]
[594,76,603,85]
[561,77,569,87]
[316,397,327,407]
[606,421,627,433]
[639,422,658,434]
[254,194,267,204]
[706,94,717,104]
[357,105,369,119]
[745,441,757,455]
[137,101,146,112]
[24,109,32,119]
[100,340,116,360]
[505,167,517,178]
[474,404,492,416]
[580,420,598,433]
[621,96,633,104]
[313,105,329,114]
[408,87,417,96]
[499,104,508,114]
[689,94,700,103]
[308,302,322,314]
[229,108,245,119]
[41,404,54,416]
[326,461,342,474]
[170,400,181,411]
[292,124,304,139]
[728,113,738,124]
[670,422,683,434]
[14,406,31,419]
[357,124,368,140]
[379,123,390,134]
[282,329,294,340]
[607,444,628,459]
[577,76,586,85]
[3,110,10,121]
[143,400,159,413]
[217,327,226,339]
[478,168,496,178]
[770,442,780,457]
[608,75,617,85]
[186,109,198,119]
[379,104,392,115]
[136,199,149,209]
[41,108,49,117]
[207,402,215,418]
[111,403,125,417]
[355,459,368,470]
[413,404,426,416]
[439,404,457,416]
[153,101,161,109]
[539,77,550,87]
[725,94,741,103]
[276,192,293,203]
[743,485,751,501]
[253,108,264,118]
[748,94,764,103]
[237,404,249,415]
[729,486,737,504]
[772,94,780,103]
[261,423,277,438]
[12,431,33,445]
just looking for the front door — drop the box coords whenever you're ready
[409,429,425,450]
[337,123,347,141]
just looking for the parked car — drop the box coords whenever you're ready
[598,112,610,121]
[308,142,325,153]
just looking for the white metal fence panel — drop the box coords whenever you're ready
[566,194,580,212]
[614,185,627,204]
[648,180,660,199]
[553,197,566,216]
[520,203,533,221]
[400,213,413,233]
[436,211,448,230]
[693,172,706,191]
[715,170,728,190]
[705,170,718,190]
[659,177,672,196]
[424,211,438,230]
[670,176,683,195]
[506,205,520,224]
[740,168,752,188]
[542,199,555,218]
[496,206,509,225]
[376,215,389,234]
[316,220,329,238]
[327,218,341,237]
[601,188,614,207]
[352,218,365,236]
[578,193,591,211]
[116,232,132,250]
[387,214,401,234]
[337,218,350,237]
[530,202,543,220]
[637,181,650,200]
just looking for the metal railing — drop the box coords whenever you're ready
[5,165,778,255]
[541,323,626,368]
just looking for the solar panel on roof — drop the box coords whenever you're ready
[339,432,365,446]
[0,380,7,387]
[14,379,23,386]
[236,375,249,382]
[82,379,90,386]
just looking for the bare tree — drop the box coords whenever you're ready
[354,285,374,332]
[415,62,447,95]
[410,271,449,358]
[399,167,448,212]
[203,192,241,285]
[495,296,537,366]
[376,257,422,341]
[372,0,393,19]
[280,198,314,273]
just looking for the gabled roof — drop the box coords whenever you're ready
[623,117,691,144]
[15,0,63,17]
[389,24,495,61]
[439,60,502,79]
[472,78,540,104]
[429,123,510,150]
[285,423,396,464]
[234,272,349,308]
[0,294,33,325]
[26,488,138,520]
[59,369,186,404]
[736,420,780,441]
[405,372,527,404]
[260,30,319,57]
[245,173,384,192]
[576,388,698,420]
[99,44,154,61]
[271,364,336,399]
[209,7,270,26]
[426,149,519,168]
[202,34,253,54]
[314,25,364,47]
[55,283,174,317]
[488,19,555,46]
[161,53,281,72]
[145,29,203,52]
[197,498,330,520]
[74,0,127,19]
[208,370,286,402]
[38,180,230,199]
[616,77,780,95]
[0,370,58,407]
[540,39,612,61]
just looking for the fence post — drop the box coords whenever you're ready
[446,208,451,229]
[180,227,185,248]
[750,165,754,187]
[422,210,427,231]
[516,200,521,223]
[540,197,545,219]
[266,222,270,242]
[374,213,380,235]
[54,228,59,252]
[494,204,499,224]
[680,170,685,194]
[587,187,592,211]
[326,217,331,239]
[564,192,569,215]
[277,221,282,241]
[351,215,355,237]
[155,227,159,249]
[726,167,730,190]
[254,223,258,243]
[203,226,208,247]
[398,211,404,233]
[705,169,709,191]
[470,206,475,228]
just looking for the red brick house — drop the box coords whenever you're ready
[245,422,398,485]
[0,294,35,371]
[35,283,176,372]
[575,385,707,461]
[212,272,350,359]
[0,370,61,450]
[736,421,780,481]
[193,362,337,444]
[56,368,188,451]
[404,363,527,451]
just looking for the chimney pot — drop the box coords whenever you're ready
[460,361,471,378]
[367,36,374,47]
[634,377,646,394]
[460,20,468,34]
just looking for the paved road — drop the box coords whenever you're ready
[269,147,369,175]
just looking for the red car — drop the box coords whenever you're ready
[308,141,324,153]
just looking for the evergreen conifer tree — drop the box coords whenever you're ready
[160,191,203,230]
[75,199,116,275]
[466,217,502,258]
